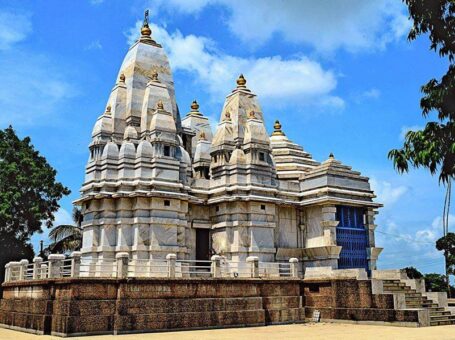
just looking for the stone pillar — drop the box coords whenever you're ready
[71,251,82,277]
[211,255,222,278]
[19,259,29,280]
[166,253,176,278]
[41,264,48,279]
[116,252,129,279]
[289,258,299,278]
[246,256,259,278]
[4,263,10,282]
[48,254,65,278]
[9,262,20,281]
[32,257,43,279]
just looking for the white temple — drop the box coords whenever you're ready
[76,13,383,273]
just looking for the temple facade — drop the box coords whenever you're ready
[76,14,383,273]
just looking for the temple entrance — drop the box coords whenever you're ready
[196,228,210,261]
[336,206,369,273]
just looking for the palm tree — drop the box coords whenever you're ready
[47,208,83,254]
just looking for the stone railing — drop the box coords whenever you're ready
[3,253,300,282]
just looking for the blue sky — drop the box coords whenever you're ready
[0,0,451,274]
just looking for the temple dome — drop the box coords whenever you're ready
[119,141,136,159]
[102,141,119,159]
[136,139,153,158]
[229,148,246,164]
[124,125,138,140]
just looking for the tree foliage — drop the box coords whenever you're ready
[46,208,82,254]
[389,0,455,183]
[424,272,450,292]
[0,126,70,282]
[436,232,455,274]
[403,266,424,279]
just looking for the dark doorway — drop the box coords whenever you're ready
[196,229,210,261]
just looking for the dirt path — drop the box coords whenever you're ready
[1,323,455,340]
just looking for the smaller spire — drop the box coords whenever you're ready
[199,131,206,141]
[191,100,199,111]
[271,120,285,136]
[329,152,334,159]
[156,100,164,110]
[236,74,247,87]
[119,73,125,83]
[188,100,203,116]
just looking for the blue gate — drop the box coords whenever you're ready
[336,206,369,272]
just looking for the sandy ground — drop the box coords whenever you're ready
[1,323,455,340]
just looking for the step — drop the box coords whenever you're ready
[428,307,446,312]
[430,314,455,320]
[430,320,455,326]
[429,310,452,316]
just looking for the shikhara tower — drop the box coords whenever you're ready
[76,13,383,273]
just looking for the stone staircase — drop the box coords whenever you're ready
[383,280,455,326]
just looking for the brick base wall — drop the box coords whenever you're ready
[0,278,304,336]
[302,279,420,325]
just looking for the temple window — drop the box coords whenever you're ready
[164,145,170,157]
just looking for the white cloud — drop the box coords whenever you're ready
[370,178,409,207]
[0,51,76,126]
[149,0,411,53]
[85,40,103,50]
[362,88,381,99]
[400,125,423,141]
[126,22,343,108]
[0,11,32,50]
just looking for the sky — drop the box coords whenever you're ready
[0,0,452,275]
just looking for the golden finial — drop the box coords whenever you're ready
[141,10,152,37]
[248,110,256,119]
[106,105,111,113]
[236,74,247,87]
[119,73,125,83]
[224,111,231,121]
[157,100,164,110]
[199,131,206,141]
[150,71,159,82]
[272,120,285,136]
[329,152,334,159]
[191,100,199,111]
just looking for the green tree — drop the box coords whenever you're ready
[424,273,450,292]
[389,0,455,296]
[403,266,424,279]
[436,232,455,294]
[0,126,70,283]
[46,207,83,254]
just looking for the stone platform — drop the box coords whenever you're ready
[0,278,430,337]
[0,278,304,336]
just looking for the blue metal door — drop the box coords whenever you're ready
[336,206,369,272]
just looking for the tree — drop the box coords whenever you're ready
[436,232,455,294]
[424,273,450,292]
[389,0,455,296]
[403,266,424,279]
[46,207,83,254]
[0,126,70,283]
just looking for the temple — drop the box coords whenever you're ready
[76,13,383,275]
